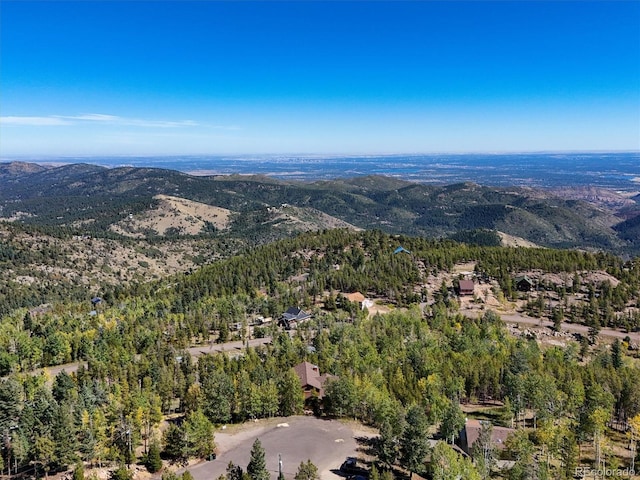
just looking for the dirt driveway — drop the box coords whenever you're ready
[496,311,640,343]
[178,416,372,480]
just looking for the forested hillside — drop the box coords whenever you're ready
[0,162,634,253]
[0,229,639,479]
[0,221,246,317]
[615,214,640,250]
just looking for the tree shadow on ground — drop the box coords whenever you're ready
[354,435,378,457]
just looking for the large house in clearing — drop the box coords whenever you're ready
[293,361,335,401]
[278,307,312,329]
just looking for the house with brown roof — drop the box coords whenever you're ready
[458,280,475,296]
[293,361,335,401]
[457,419,515,456]
[345,292,365,304]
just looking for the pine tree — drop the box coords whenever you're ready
[227,462,244,480]
[377,420,398,469]
[400,405,430,479]
[587,318,600,345]
[247,439,269,480]
[294,460,319,480]
[110,466,133,480]
[218,320,230,343]
[162,423,186,462]
[146,439,163,473]
[559,431,578,480]
[552,307,563,333]
[52,371,76,403]
[33,435,55,479]
[611,339,622,369]
[53,402,79,469]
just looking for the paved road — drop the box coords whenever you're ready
[177,416,363,480]
[26,337,273,379]
[462,310,640,343]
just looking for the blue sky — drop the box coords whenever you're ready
[1,1,639,156]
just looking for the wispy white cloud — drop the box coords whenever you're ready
[66,114,121,122]
[0,116,72,126]
[1,113,204,128]
[58,114,200,128]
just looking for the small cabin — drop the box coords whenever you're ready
[458,280,475,296]
[514,276,534,292]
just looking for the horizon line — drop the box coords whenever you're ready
[1,149,639,161]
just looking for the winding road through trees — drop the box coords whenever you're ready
[18,311,640,382]
[29,337,273,379]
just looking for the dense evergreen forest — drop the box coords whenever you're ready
[1,229,639,479]
[1,162,636,253]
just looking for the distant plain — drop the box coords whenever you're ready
[15,152,640,191]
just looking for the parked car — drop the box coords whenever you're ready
[340,457,357,473]
[340,457,368,477]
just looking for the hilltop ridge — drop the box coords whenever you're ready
[0,161,635,254]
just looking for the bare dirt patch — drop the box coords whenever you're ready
[366,303,392,317]
[453,261,476,275]
[497,231,541,248]
[111,194,232,237]
[269,206,361,233]
[516,269,620,288]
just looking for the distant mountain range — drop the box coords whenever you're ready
[0,161,638,254]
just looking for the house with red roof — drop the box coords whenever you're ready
[344,292,374,310]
